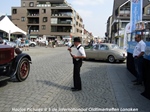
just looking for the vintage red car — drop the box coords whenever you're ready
[0,45,31,82]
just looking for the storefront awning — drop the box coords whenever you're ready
[30,36,37,38]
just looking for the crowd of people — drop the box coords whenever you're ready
[36,38,57,48]
[16,38,29,51]
[0,36,72,49]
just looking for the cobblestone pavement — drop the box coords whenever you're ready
[0,46,119,112]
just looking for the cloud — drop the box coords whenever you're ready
[72,0,104,6]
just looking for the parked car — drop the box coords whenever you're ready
[3,39,17,48]
[6,41,17,48]
[85,43,127,63]
[29,41,36,47]
[2,39,8,44]
[0,45,32,82]
[57,41,64,47]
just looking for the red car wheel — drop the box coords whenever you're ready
[16,58,30,81]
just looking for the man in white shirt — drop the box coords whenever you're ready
[68,37,86,91]
[132,34,146,85]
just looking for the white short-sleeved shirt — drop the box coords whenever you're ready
[76,44,86,57]
[133,40,146,57]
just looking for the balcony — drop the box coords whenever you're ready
[58,21,72,24]
[28,13,39,17]
[51,3,69,7]
[51,13,72,17]
[28,18,39,24]
[36,4,51,7]
[58,19,72,24]
[51,26,71,33]
[29,25,39,34]
[28,21,39,24]
[51,18,72,26]
[27,9,39,17]
[119,10,130,17]
[30,30,39,33]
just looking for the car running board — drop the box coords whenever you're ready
[0,76,10,82]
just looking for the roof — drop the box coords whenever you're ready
[0,15,11,21]
[0,16,26,35]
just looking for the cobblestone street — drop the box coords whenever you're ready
[0,46,150,112]
[0,47,118,112]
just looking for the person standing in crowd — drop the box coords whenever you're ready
[52,40,55,48]
[0,37,3,44]
[45,39,48,48]
[20,38,25,50]
[49,39,52,47]
[24,38,29,51]
[68,40,72,47]
[68,37,86,91]
[16,38,19,47]
[132,34,146,85]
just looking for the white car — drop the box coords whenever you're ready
[85,43,127,63]
[29,41,36,47]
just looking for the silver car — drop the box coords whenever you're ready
[3,39,17,48]
[85,43,127,63]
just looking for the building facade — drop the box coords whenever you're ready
[11,0,83,40]
[107,0,150,46]
[82,29,93,45]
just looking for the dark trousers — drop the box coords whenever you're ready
[73,59,82,90]
[141,59,150,100]
[134,56,144,83]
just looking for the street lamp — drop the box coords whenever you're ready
[27,26,31,40]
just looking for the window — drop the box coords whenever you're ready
[147,7,150,15]
[122,22,128,29]
[23,2,25,7]
[21,17,25,22]
[51,26,57,32]
[42,9,46,13]
[100,45,108,50]
[93,45,99,50]
[76,22,78,25]
[51,18,57,24]
[43,17,47,22]
[29,2,34,7]
[12,9,17,14]
[42,25,46,30]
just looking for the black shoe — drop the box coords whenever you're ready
[71,88,81,91]
[133,82,142,85]
[71,87,75,90]
[132,79,138,82]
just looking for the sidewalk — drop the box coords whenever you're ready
[107,64,150,112]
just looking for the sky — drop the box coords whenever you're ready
[0,0,114,37]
